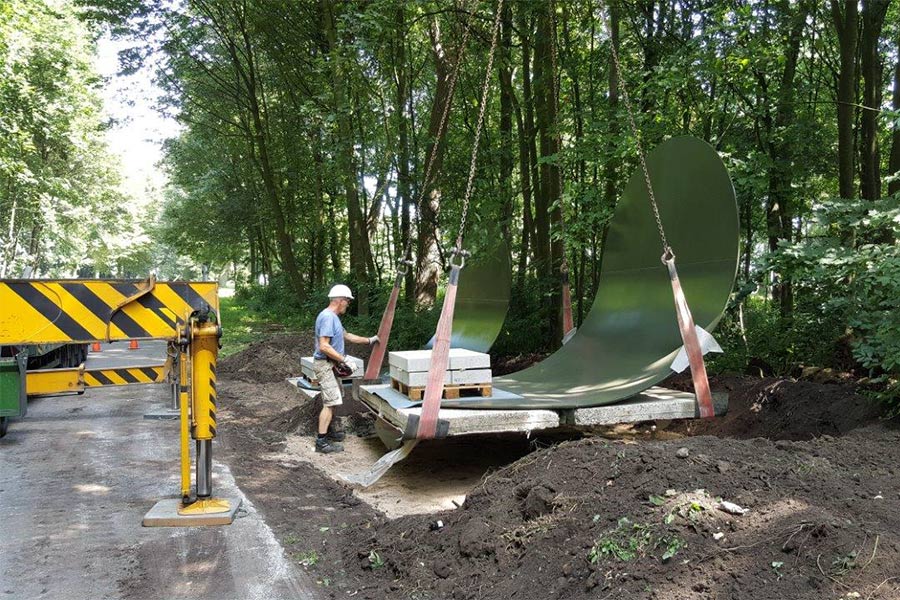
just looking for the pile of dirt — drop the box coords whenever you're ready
[666,374,887,440]
[339,426,900,599]
[219,333,312,383]
[214,333,900,599]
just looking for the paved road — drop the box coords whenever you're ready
[85,340,170,369]
[0,346,315,599]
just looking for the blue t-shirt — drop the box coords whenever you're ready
[313,309,345,359]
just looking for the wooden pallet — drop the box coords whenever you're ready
[301,374,320,386]
[390,377,492,401]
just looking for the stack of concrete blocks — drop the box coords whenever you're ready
[388,349,492,398]
[299,355,364,385]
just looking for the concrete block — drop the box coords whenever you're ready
[450,368,492,385]
[389,349,490,372]
[143,497,242,527]
[390,365,450,387]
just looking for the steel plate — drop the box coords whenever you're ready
[425,239,511,353]
[457,136,738,408]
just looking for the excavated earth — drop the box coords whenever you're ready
[218,334,900,600]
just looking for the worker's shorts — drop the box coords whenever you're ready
[313,359,342,407]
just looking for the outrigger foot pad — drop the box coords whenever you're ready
[142,497,241,527]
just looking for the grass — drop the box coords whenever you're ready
[295,550,319,567]
[588,514,688,565]
[218,295,298,357]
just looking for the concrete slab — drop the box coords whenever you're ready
[359,384,558,436]
[573,388,728,426]
[143,497,242,527]
[388,348,490,372]
[358,384,728,439]
[389,364,451,387]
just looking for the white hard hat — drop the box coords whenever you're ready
[328,284,354,299]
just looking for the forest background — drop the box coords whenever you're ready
[1,0,899,404]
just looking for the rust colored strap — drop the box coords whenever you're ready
[561,269,574,339]
[417,264,462,439]
[363,272,403,381]
[664,254,715,418]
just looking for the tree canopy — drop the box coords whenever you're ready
[2,0,899,399]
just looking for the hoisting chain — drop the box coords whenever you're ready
[598,3,672,260]
[454,0,506,253]
[400,0,477,269]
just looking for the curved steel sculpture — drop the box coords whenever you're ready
[445,136,739,408]
[425,239,511,354]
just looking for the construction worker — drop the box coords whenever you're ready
[313,284,378,453]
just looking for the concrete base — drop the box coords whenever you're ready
[358,383,728,441]
[359,384,559,437]
[142,406,180,420]
[142,497,242,527]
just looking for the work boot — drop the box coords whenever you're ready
[328,418,346,442]
[326,429,346,442]
[315,436,344,454]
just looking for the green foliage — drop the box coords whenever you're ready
[492,277,558,355]
[769,197,900,406]
[708,295,847,376]
[294,550,319,567]
[587,517,684,564]
[230,276,440,353]
[0,0,144,277]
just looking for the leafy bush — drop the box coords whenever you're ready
[708,294,848,376]
[771,196,900,407]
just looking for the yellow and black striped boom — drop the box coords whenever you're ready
[25,363,170,396]
[0,277,218,345]
[84,364,168,387]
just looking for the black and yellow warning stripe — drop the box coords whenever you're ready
[209,362,217,437]
[0,279,218,345]
[83,365,167,387]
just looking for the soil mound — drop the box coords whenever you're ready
[667,375,889,440]
[342,428,900,599]
[219,333,311,383]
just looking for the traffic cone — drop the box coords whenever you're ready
[91,342,101,352]
[129,339,139,350]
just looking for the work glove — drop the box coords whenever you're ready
[369,335,380,346]
[333,361,354,378]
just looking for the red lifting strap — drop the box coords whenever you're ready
[417,262,463,439]
[363,268,407,381]
[561,268,575,339]
[664,254,715,418]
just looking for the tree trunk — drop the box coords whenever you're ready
[859,0,890,201]
[890,27,900,197]
[830,0,858,199]
[602,0,620,271]
[510,87,533,289]
[765,1,811,316]
[393,6,414,301]
[534,3,564,345]
[414,17,459,306]
[498,1,514,258]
